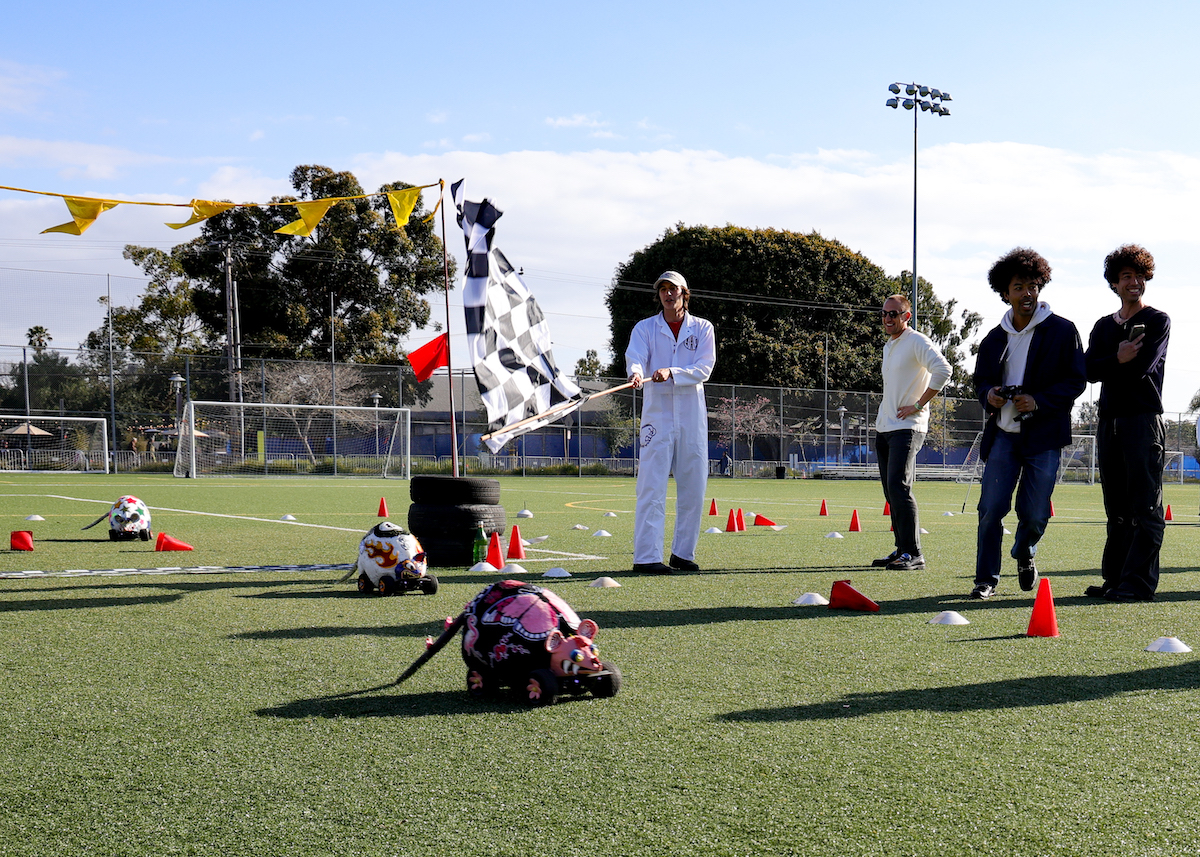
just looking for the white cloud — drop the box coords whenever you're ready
[0,135,170,180]
[545,114,608,130]
[0,60,64,115]
[462,132,491,144]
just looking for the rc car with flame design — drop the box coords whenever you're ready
[353,522,438,596]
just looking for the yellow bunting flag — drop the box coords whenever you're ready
[386,187,422,230]
[41,196,120,235]
[274,199,339,236]
[166,200,236,230]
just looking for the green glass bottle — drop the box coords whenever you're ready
[473,524,488,564]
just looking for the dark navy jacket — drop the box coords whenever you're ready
[973,313,1087,461]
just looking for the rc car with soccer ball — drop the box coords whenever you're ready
[81,495,153,541]
[396,579,621,706]
[353,521,438,596]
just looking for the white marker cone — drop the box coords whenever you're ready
[25,515,44,521]
[793,592,830,606]
[592,529,612,537]
[930,611,970,625]
[704,527,723,534]
[469,561,500,572]
[603,511,618,517]
[590,577,621,588]
[280,514,297,521]
[1146,636,1192,653]
[572,524,589,530]
[825,532,844,539]
[499,563,527,576]
[517,509,534,518]
[542,567,571,578]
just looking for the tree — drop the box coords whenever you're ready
[574,349,603,380]
[605,224,978,393]
[710,394,778,459]
[26,326,51,351]
[165,165,452,364]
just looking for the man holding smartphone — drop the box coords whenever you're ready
[1083,244,1170,602]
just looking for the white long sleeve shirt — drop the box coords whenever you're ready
[875,327,951,433]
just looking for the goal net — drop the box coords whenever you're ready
[0,414,109,473]
[954,431,984,484]
[1057,434,1096,484]
[173,401,410,478]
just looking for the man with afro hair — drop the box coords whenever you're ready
[969,248,1086,599]
[1083,244,1170,602]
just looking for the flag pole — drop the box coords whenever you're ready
[479,381,635,443]
[438,180,460,477]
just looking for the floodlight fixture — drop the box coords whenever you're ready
[905,84,917,96]
[889,83,901,94]
[903,99,915,110]
[886,97,899,108]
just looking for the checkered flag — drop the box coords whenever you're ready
[455,182,582,453]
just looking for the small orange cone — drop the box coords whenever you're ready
[754,513,776,526]
[849,509,862,532]
[378,497,389,517]
[883,501,891,516]
[709,498,718,516]
[828,579,880,612]
[10,530,33,551]
[155,532,194,552]
[1165,504,1173,522]
[725,509,739,533]
[735,509,746,531]
[506,525,526,560]
[485,532,503,568]
[819,499,828,516]
[1026,577,1060,638]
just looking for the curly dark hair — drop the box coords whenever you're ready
[987,247,1052,300]
[1103,244,1155,288]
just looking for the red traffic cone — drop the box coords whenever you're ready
[485,532,504,568]
[378,497,389,517]
[883,501,891,516]
[735,509,746,531]
[819,499,828,516]
[506,525,526,560]
[1165,504,1173,522]
[10,530,33,551]
[155,532,194,552]
[828,579,880,612]
[725,509,738,533]
[754,513,776,527]
[1026,577,1059,637]
[849,509,862,532]
[1049,500,1055,518]
[709,498,718,516]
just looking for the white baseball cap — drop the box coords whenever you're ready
[654,270,688,291]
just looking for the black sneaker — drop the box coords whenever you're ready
[1084,585,1110,599]
[1018,558,1038,592]
[886,552,926,571]
[871,550,900,568]
[632,562,673,574]
[669,554,699,571]
[970,583,996,599]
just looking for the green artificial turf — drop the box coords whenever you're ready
[2,474,1199,855]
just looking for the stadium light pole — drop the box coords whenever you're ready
[885,82,952,330]
[168,373,185,428]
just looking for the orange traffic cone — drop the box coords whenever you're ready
[10,530,33,551]
[819,499,828,516]
[1165,504,1173,522]
[735,509,746,531]
[506,525,526,560]
[1049,500,1055,518]
[378,497,389,517]
[828,579,880,612]
[754,513,776,527]
[1026,577,1060,638]
[485,532,503,568]
[883,501,891,516]
[725,509,739,533]
[849,509,862,532]
[155,532,194,552]
[709,498,718,516]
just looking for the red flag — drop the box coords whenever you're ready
[407,333,450,382]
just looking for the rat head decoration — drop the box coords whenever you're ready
[545,619,603,678]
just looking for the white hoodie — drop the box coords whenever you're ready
[997,301,1054,433]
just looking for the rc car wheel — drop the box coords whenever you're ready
[377,575,396,596]
[419,575,439,596]
[139,530,151,541]
[108,530,117,541]
[591,662,623,698]
[526,669,559,706]
[357,574,374,593]
[410,475,501,506]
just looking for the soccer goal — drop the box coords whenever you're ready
[0,414,109,473]
[173,401,411,479]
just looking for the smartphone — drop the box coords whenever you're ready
[1129,323,1145,341]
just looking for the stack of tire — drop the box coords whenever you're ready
[407,475,506,568]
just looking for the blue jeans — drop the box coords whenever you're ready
[975,430,1061,586]
[876,429,925,556]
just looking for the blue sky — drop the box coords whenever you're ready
[3,0,1199,412]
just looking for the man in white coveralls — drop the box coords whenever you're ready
[626,270,717,573]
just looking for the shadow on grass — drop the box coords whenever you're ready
[257,685,592,719]
[0,577,335,612]
[720,660,1200,721]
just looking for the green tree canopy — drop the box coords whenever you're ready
[605,224,979,394]
[127,165,452,364]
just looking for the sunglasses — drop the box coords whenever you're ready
[880,310,903,319]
